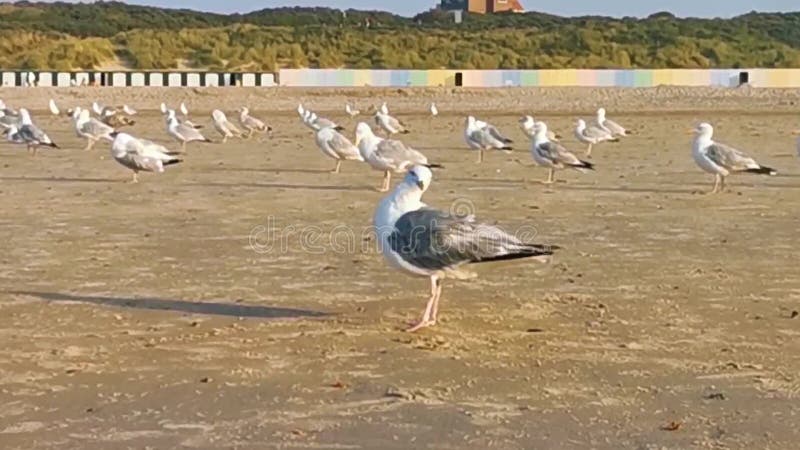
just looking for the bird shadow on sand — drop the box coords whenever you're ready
[186,181,373,192]
[0,176,117,183]
[10,291,332,320]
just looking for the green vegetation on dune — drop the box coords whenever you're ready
[2,2,800,71]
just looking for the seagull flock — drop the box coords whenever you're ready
[0,96,789,331]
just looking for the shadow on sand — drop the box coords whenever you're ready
[0,176,117,183]
[11,291,332,320]
[186,181,373,192]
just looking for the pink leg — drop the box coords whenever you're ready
[407,277,441,332]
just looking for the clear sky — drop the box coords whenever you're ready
[107,0,797,17]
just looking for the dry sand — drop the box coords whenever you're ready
[0,87,799,449]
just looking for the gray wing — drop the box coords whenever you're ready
[328,131,361,160]
[537,141,584,166]
[375,139,428,166]
[18,125,44,144]
[470,128,505,149]
[244,115,265,130]
[388,208,555,271]
[585,125,612,140]
[604,119,626,135]
[82,119,114,137]
[177,123,206,141]
[486,125,510,143]
[706,142,758,171]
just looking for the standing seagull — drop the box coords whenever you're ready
[306,112,344,132]
[345,103,360,117]
[574,119,617,156]
[49,99,61,116]
[596,108,630,137]
[691,123,776,193]
[314,126,364,173]
[374,111,410,136]
[110,132,182,183]
[519,115,559,141]
[212,110,244,143]
[355,122,441,192]
[238,107,272,138]
[532,122,594,184]
[16,109,58,155]
[75,109,115,150]
[464,116,513,163]
[374,165,558,332]
[179,102,202,129]
[166,110,211,151]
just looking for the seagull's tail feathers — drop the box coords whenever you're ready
[474,244,560,265]
[572,160,595,171]
[164,158,183,166]
[745,166,777,176]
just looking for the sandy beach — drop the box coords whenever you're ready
[0,86,799,449]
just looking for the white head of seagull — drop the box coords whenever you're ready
[354,121,378,149]
[19,108,33,126]
[692,122,714,141]
[597,108,607,121]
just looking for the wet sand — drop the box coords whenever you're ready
[0,87,799,449]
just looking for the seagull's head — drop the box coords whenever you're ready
[405,165,433,192]
[466,115,477,127]
[240,107,249,115]
[691,122,714,138]
[354,122,374,147]
[597,108,606,119]
[518,116,536,128]
[576,119,586,128]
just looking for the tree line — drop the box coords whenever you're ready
[1,2,800,71]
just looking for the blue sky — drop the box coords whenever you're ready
[109,0,797,17]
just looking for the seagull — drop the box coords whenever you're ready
[519,115,559,141]
[306,112,344,132]
[355,122,441,192]
[103,114,136,128]
[212,110,244,143]
[314,126,364,173]
[379,102,389,115]
[345,103,360,117]
[0,99,17,117]
[464,116,513,163]
[374,165,559,332]
[532,122,594,184]
[178,102,202,129]
[430,103,439,117]
[596,108,630,137]
[691,123,776,193]
[49,99,61,116]
[110,132,183,183]
[75,108,115,150]
[12,109,59,155]
[0,109,20,130]
[374,111,410,135]
[238,107,272,138]
[92,101,104,116]
[166,109,211,151]
[3,125,25,145]
[574,119,618,156]
[122,104,138,116]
